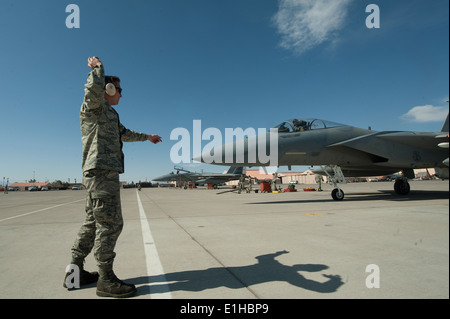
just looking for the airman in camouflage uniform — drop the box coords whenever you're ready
[64,56,162,298]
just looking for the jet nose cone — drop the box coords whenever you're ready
[192,154,203,163]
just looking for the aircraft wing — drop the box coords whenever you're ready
[376,131,449,149]
[328,131,447,150]
[327,131,448,166]
[326,133,389,163]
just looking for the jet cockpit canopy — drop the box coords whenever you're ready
[274,118,344,133]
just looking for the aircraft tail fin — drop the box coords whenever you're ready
[226,166,244,175]
[441,113,449,132]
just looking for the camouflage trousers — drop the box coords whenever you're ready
[71,169,123,267]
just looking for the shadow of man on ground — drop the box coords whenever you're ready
[130,250,344,297]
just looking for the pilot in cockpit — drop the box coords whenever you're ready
[293,119,308,131]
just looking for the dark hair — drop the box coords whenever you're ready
[105,75,121,84]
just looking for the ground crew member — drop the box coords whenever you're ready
[315,174,324,191]
[246,177,253,193]
[271,173,278,192]
[64,56,162,298]
[238,174,246,194]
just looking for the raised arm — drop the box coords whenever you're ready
[82,56,105,111]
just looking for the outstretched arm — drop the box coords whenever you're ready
[120,123,162,144]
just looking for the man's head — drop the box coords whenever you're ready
[104,75,122,106]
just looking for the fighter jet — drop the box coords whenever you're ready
[153,166,245,187]
[193,115,449,200]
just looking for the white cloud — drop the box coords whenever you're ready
[272,0,352,55]
[400,105,449,122]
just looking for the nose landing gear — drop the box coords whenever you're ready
[320,165,346,201]
[331,188,345,200]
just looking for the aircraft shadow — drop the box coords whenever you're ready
[129,250,344,297]
[247,190,449,205]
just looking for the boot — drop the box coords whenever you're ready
[96,264,137,298]
[63,258,99,289]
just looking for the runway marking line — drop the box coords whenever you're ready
[0,199,85,223]
[136,190,172,299]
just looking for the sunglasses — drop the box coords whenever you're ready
[115,87,122,94]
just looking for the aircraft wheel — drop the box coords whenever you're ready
[331,188,344,201]
[394,178,410,195]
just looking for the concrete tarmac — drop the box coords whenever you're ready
[0,180,448,299]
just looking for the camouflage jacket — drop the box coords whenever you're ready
[80,65,148,174]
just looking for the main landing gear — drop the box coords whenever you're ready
[394,177,410,195]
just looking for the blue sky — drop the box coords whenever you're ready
[0,0,448,184]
